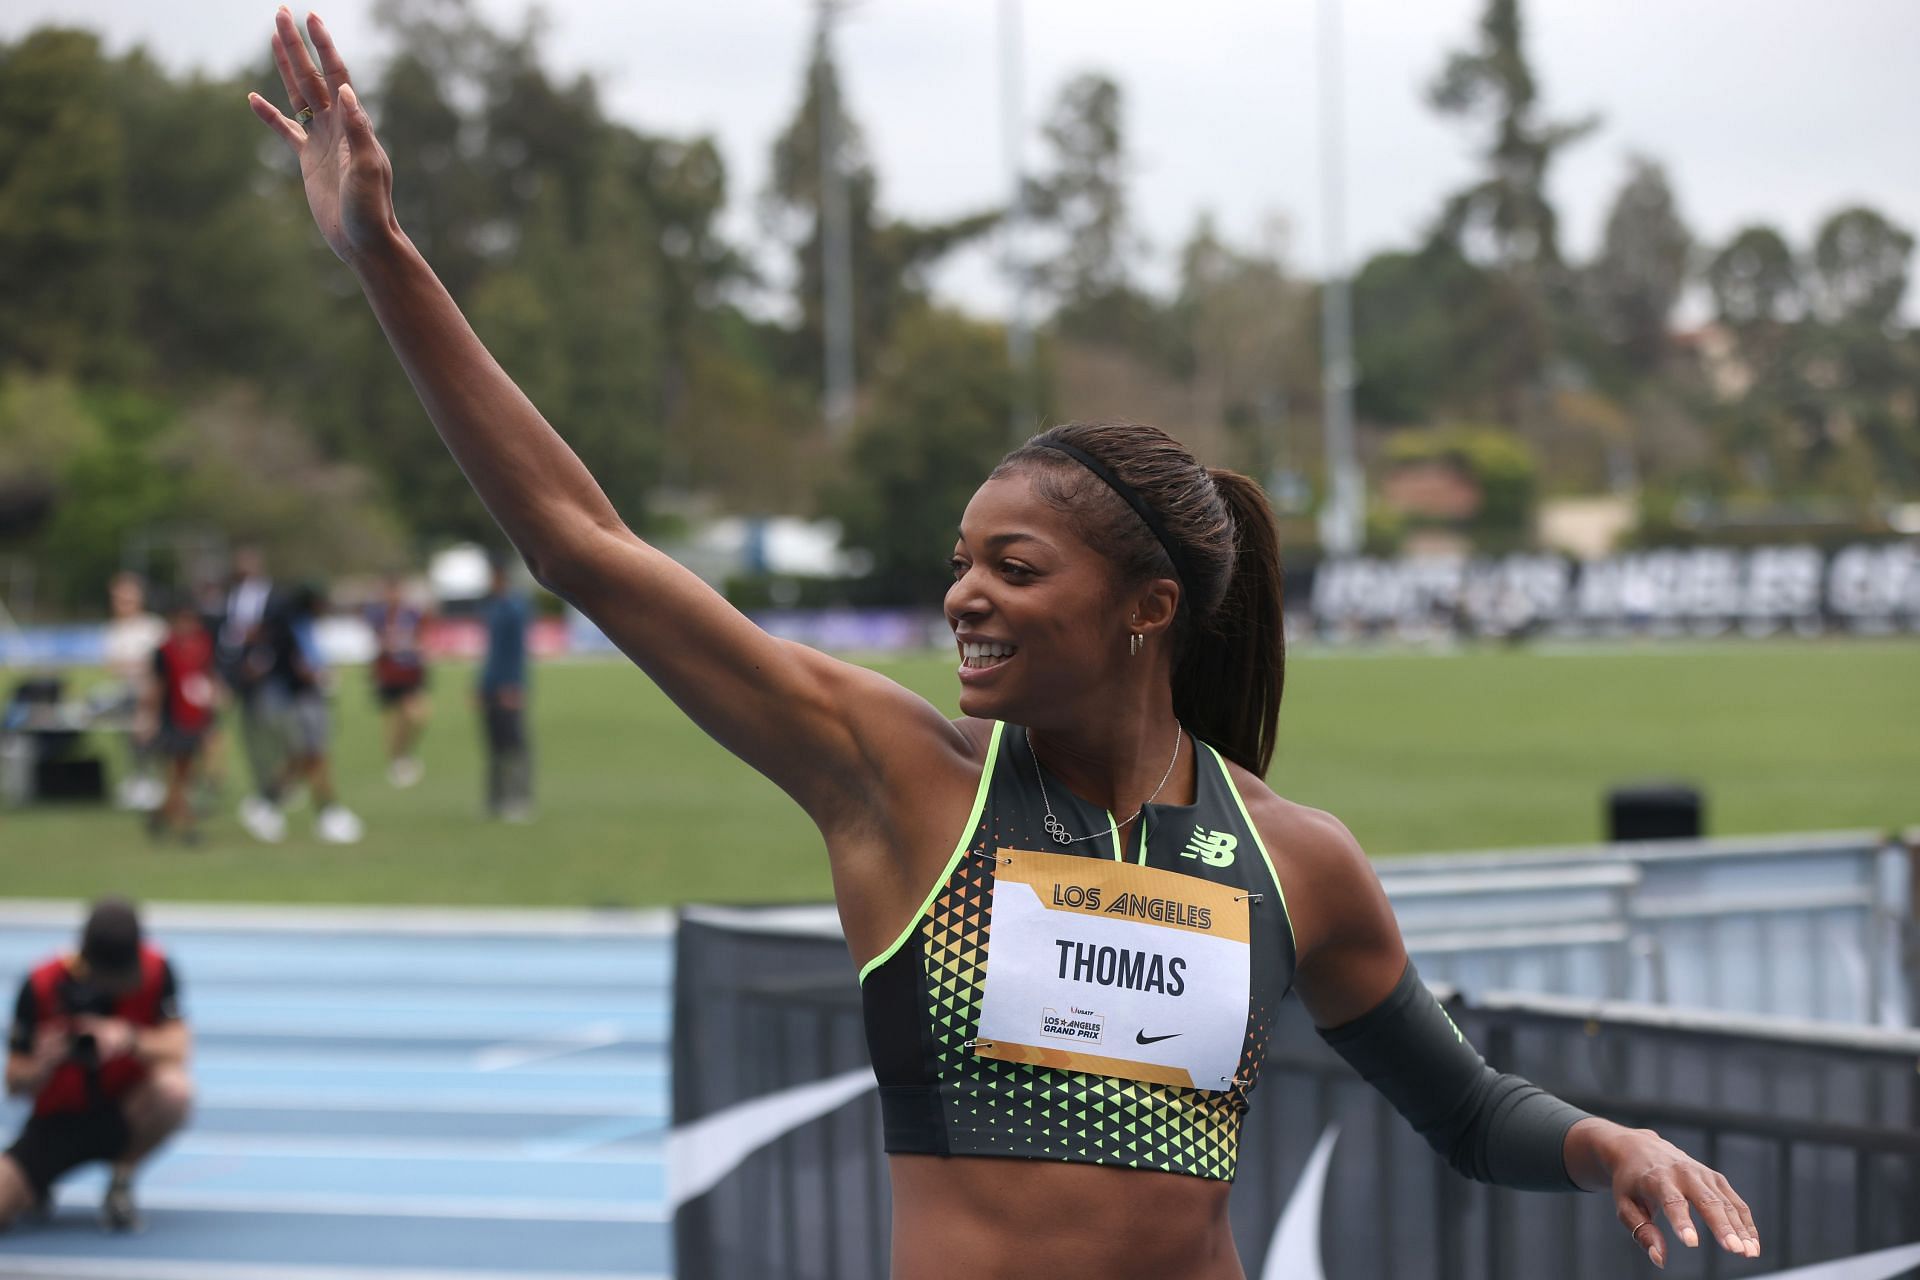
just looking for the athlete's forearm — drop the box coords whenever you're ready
[1563,1115,1645,1192]
[134,1023,191,1070]
[348,230,626,588]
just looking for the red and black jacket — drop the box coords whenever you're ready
[9,947,180,1116]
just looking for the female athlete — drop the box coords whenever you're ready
[248,12,1760,1275]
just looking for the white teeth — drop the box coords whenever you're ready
[959,641,1017,667]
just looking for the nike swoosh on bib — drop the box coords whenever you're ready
[1135,1030,1183,1045]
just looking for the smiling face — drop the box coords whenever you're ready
[945,471,1137,725]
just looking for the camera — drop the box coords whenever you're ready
[59,975,119,1070]
[68,1030,100,1069]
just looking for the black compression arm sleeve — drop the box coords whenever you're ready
[1316,960,1589,1191]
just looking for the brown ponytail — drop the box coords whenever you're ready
[1174,469,1285,776]
[993,422,1286,777]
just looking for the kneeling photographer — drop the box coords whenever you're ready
[2,898,192,1232]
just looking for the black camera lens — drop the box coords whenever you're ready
[69,1031,100,1068]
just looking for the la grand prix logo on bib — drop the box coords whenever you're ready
[1040,1005,1105,1044]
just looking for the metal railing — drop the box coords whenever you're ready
[1380,830,1914,1027]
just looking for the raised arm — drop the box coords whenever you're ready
[245,9,958,824]
[1263,796,1762,1270]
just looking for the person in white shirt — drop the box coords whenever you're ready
[100,573,168,812]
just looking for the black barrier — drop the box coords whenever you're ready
[673,908,1920,1280]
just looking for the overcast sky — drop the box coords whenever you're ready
[9,0,1919,317]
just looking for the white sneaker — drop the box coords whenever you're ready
[387,757,424,788]
[497,803,535,825]
[117,776,164,811]
[316,805,364,844]
[239,795,286,844]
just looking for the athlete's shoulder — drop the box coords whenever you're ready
[1215,758,1386,947]
[1215,758,1363,867]
[947,716,999,763]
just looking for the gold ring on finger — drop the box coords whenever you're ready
[295,106,314,125]
[1627,1221,1654,1240]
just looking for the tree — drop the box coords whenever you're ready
[1807,206,1914,327]
[1586,157,1691,375]
[1427,0,1596,277]
[764,16,997,390]
[824,310,1022,603]
[1383,425,1539,552]
[1023,72,1155,346]
[1350,245,1540,424]
[0,30,132,377]
[1167,215,1318,477]
[1705,226,1800,333]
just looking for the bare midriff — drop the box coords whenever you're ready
[888,1152,1244,1280]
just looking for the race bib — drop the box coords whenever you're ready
[972,848,1250,1092]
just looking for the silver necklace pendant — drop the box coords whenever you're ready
[1029,724,1182,850]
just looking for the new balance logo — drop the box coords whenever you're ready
[1182,828,1237,867]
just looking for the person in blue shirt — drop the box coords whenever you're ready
[478,555,531,822]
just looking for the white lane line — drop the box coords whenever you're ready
[475,1023,626,1072]
[187,1050,666,1074]
[158,1134,661,1163]
[0,900,674,936]
[198,1092,665,1116]
[0,1257,665,1280]
[526,1115,668,1160]
[163,1025,658,1045]
[46,1187,667,1223]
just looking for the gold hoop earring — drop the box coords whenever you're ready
[1129,633,1143,657]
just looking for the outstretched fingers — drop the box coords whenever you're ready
[247,91,306,152]
[1656,1182,1702,1254]
[1713,1171,1762,1258]
[1651,1171,1761,1264]
[274,6,330,113]
[1617,1194,1666,1270]
[270,26,308,114]
[337,84,377,159]
[306,12,353,97]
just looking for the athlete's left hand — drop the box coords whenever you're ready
[1573,1119,1760,1269]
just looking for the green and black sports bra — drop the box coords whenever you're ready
[858,721,1297,1181]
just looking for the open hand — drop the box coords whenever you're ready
[245,8,398,265]
[1602,1126,1760,1269]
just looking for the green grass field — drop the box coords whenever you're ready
[4,640,1915,907]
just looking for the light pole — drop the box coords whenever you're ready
[999,0,1035,443]
[1317,0,1364,557]
[818,0,858,436]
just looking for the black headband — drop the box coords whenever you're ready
[1034,440,1199,593]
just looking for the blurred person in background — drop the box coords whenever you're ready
[269,582,363,844]
[100,572,167,812]
[190,577,235,797]
[366,572,430,788]
[249,21,1763,1275]
[141,594,218,845]
[1,898,192,1234]
[478,555,531,822]
[216,545,288,842]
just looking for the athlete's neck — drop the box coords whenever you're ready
[1026,691,1189,817]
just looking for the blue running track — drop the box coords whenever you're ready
[0,903,674,1280]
